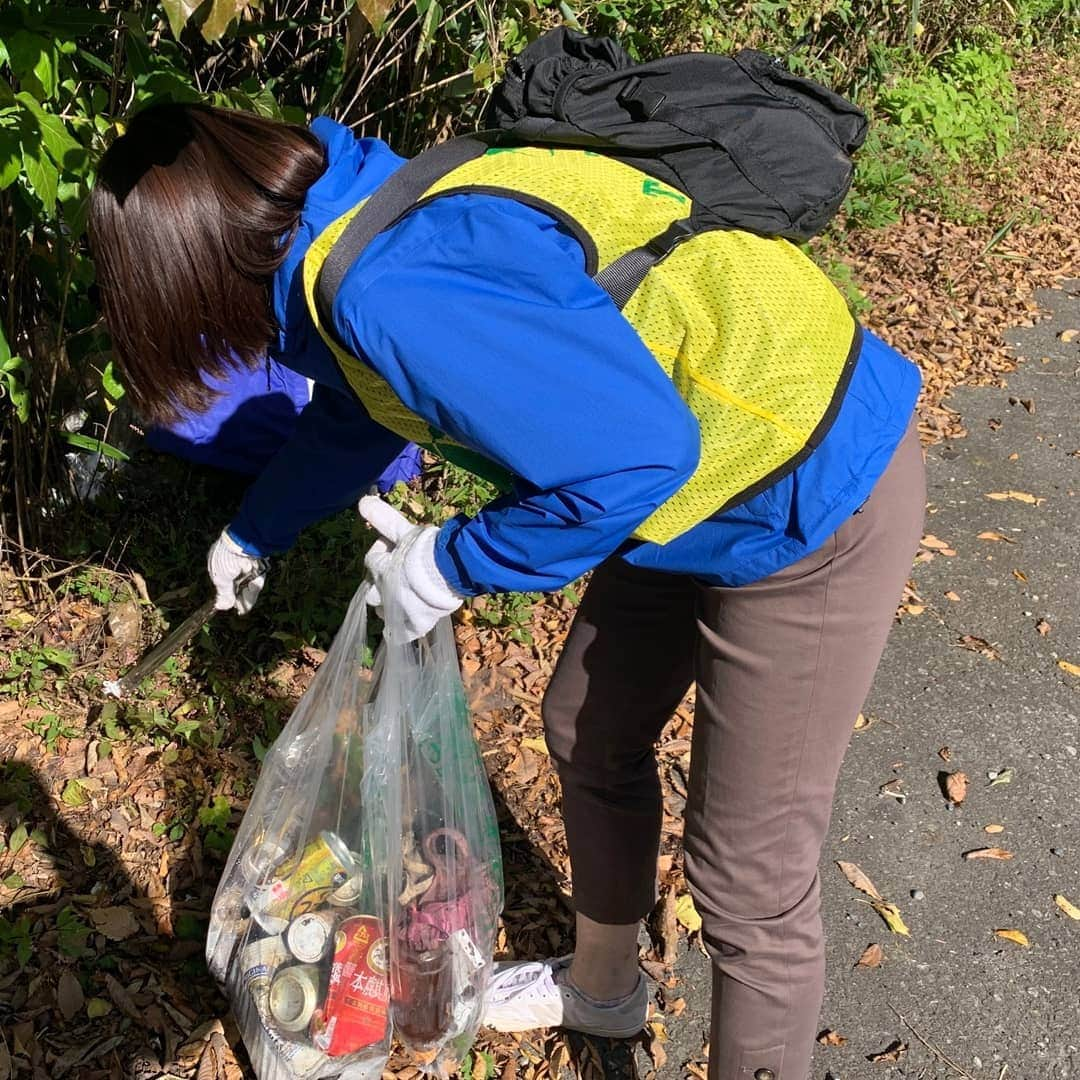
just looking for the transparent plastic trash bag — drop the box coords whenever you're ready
[207,559,503,1079]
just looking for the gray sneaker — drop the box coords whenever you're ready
[482,955,649,1038]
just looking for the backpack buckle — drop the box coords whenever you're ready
[645,217,697,258]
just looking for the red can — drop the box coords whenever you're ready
[310,915,389,1057]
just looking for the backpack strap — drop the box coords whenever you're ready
[593,217,702,310]
[315,135,492,327]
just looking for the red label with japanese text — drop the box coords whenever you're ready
[310,915,389,1056]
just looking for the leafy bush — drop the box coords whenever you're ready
[877,42,1017,161]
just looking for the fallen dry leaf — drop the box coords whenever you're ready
[56,971,85,1022]
[871,901,910,936]
[988,767,1015,787]
[674,893,702,934]
[90,906,141,941]
[853,712,874,731]
[994,928,1030,947]
[1036,619,1051,636]
[964,847,1015,861]
[1059,328,1078,343]
[945,771,969,804]
[1012,568,1028,582]
[985,490,1044,505]
[977,530,1013,542]
[958,634,1001,660]
[856,943,884,969]
[817,1030,847,1047]
[519,736,549,755]
[984,823,1005,834]
[903,603,926,615]
[944,590,961,601]
[938,746,952,761]
[1057,660,1080,677]
[1054,894,1080,920]
[920,534,952,550]
[868,1040,908,1064]
[879,778,906,803]
[836,861,883,901]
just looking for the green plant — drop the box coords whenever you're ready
[878,43,1017,162]
[0,913,33,969]
[56,904,91,958]
[1,643,74,693]
[25,710,80,752]
[198,794,235,854]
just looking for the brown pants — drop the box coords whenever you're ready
[542,424,925,1080]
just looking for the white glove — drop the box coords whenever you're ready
[207,529,267,615]
[358,496,463,642]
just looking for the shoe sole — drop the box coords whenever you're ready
[484,1018,647,1039]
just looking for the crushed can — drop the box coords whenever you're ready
[249,831,356,933]
[310,915,389,1057]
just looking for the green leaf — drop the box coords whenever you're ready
[61,779,87,807]
[7,31,57,99]
[57,906,91,958]
[8,824,28,855]
[29,828,48,848]
[15,93,84,170]
[2,872,25,890]
[60,431,130,462]
[356,0,396,34]
[161,0,203,39]
[40,647,74,668]
[86,997,112,1019]
[0,128,21,190]
[21,135,58,216]
[100,360,125,401]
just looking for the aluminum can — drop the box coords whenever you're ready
[269,964,323,1033]
[250,831,355,932]
[260,1025,333,1079]
[240,934,291,1021]
[287,911,338,963]
[310,915,389,1056]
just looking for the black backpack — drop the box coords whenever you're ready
[485,27,867,243]
[317,29,867,321]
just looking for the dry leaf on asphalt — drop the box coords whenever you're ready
[1058,660,1080,677]
[879,778,906,803]
[856,943,884,969]
[945,771,969,804]
[853,712,874,731]
[1054,894,1080,920]
[985,490,1044,505]
[871,902,910,936]
[995,928,1031,946]
[89,906,141,941]
[988,767,1015,786]
[1059,328,1078,342]
[984,824,1005,834]
[938,746,952,761]
[1036,619,1051,636]
[817,1030,847,1046]
[964,847,1015,860]
[868,1040,908,1064]
[920,534,952,550]
[977,530,1014,542]
[56,971,85,1022]
[836,861,883,901]
[674,893,703,934]
[958,634,1001,660]
[1012,568,1028,582]
[944,590,962,601]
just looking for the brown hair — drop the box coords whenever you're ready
[89,103,326,424]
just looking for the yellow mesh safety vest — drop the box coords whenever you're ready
[302,146,857,546]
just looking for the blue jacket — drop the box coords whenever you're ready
[229,118,920,594]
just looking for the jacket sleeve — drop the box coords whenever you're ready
[332,196,701,595]
[228,382,407,556]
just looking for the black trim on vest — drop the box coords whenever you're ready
[702,321,864,522]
